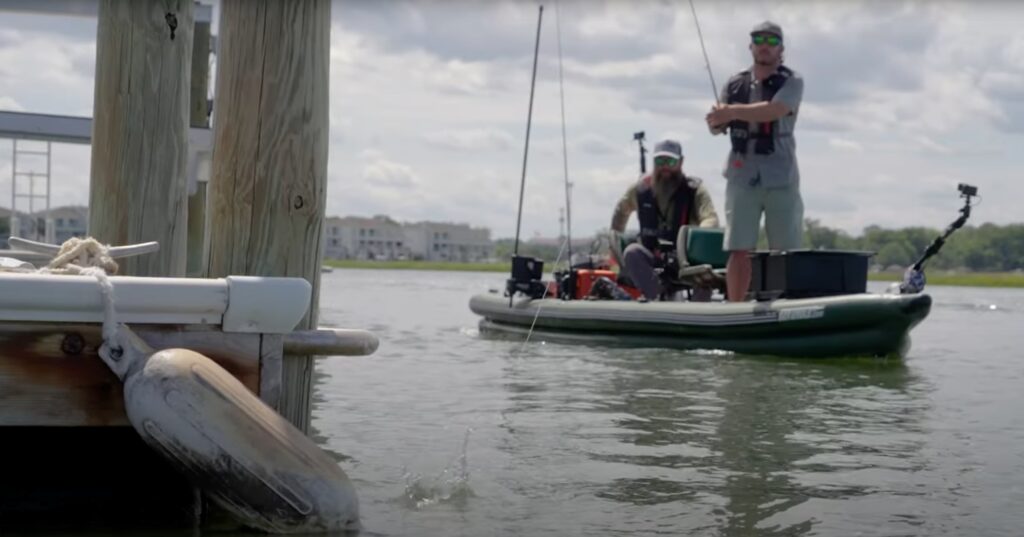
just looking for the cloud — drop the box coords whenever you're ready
[422,128,515,151]
[0,20,95,116]
[828,138,863,152]
[362,158,420,189]
[4,0,1024,242]
[980,71,1024,101]
[912,136,952,155]
[575,133,618,155]
[426,59,501,95]
[0,96,21,110]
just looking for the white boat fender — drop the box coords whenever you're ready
[99,325,360,533]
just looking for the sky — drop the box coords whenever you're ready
[0,0,1022,240]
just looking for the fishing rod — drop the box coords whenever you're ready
[899,183,979,294]
[512,5,543,258]
[687,0,720,105]
[555,0,572,270]
[509,5,545,306]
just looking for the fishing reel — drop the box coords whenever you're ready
[506,255,547,299]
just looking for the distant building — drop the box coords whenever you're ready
[323,215,408,260]
[404,221,492,262]
[322,215,494,262]
[0,207,13,248]
[47,206,89,244]
[1,206,88,247]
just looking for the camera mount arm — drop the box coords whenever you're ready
[634,131,647,174]
[900,183,978,294]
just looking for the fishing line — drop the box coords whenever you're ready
[519,236,569,353]
[687,0,720,105]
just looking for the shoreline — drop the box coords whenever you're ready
[322,260,1024,288]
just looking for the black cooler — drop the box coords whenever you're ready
[749,250,874,300]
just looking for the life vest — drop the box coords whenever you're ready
[725,65,793,155]
[636,173,695,253]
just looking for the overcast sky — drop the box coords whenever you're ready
[1,0,1022,239]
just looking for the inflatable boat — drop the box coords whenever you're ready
[469,226,939,358]
[470,290,931,358]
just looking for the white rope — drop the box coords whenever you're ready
[42,237,120,275]
[79,266,120,352]
[34,237,123,356]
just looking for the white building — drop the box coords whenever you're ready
[404,221,492,262]
[323,215,408,260]
[47,205,89,244]
[2,206,89,247]
[0,208,14,248]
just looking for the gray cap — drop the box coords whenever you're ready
[652,139,683,159]
[751,21,783,40]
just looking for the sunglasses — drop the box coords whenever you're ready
[751,34,782,46]
[653,156,679,167]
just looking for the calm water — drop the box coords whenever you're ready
[312,269,1024,537]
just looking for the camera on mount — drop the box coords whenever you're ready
[957,183,978,198]
[633,131,645,141]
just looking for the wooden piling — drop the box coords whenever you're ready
[88,0,193,277]
[205,0,331,433]
[186,16,211,277]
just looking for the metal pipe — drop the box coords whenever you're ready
[283,328,379,357]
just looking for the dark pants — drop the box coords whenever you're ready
[623,243,660,300]
[623,242,713,302]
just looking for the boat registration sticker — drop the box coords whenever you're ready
[778,306,825,322]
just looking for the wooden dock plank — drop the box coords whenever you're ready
[0,323,262,426]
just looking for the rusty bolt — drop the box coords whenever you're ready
[61,333,85,356]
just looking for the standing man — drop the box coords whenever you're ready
[706,21,804,302]
[610,139,719,301]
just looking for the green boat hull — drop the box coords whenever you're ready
[469,292,932,358]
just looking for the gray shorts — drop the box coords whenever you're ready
[724,179,804,251]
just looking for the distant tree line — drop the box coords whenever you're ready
[496,220,1024,272]
[493,238,577,265]
[804,219,1024,272]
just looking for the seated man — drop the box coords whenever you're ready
[610,139,721,300]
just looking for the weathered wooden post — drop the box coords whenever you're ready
[88,0,193,277]
[186,14,211,277]
[206,0,330,432]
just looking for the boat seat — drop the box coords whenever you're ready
[660,226,728,299]
[604,228,728,300]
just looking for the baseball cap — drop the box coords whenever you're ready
[750,21,783,40]
[652,139,683,159]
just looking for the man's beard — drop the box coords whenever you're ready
[755,53,777,67]
[656,169,683,181]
